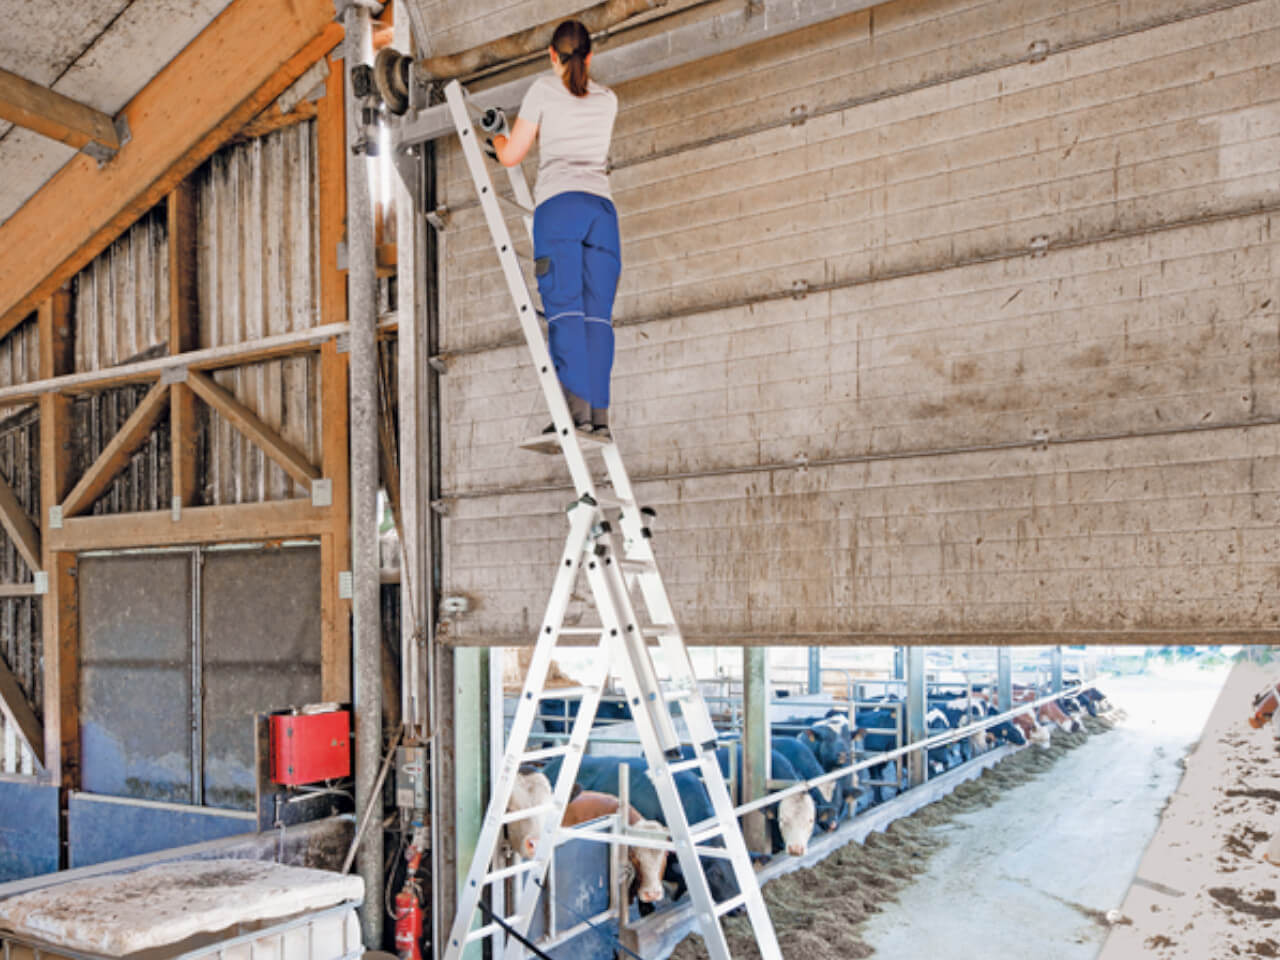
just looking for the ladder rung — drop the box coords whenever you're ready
[665,757,703,775]
[521,745,570,763]
[465,918,523,944]
[502,802,556,825]
[715,893,749,917]
[690,822,725,844]
[664,686,696,702]
[556,628,605,638]
[485,860,540,884]
[589,494,632,510]
[536,684,598,698]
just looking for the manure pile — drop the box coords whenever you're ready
[670,716,1116,960]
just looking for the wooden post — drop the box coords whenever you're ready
[168,179,201,512]
[318,55,350,704]
[38,291,74,797]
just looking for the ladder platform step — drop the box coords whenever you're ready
[517,430,607,455]
[521,745,570,763]
[502,802,557,825]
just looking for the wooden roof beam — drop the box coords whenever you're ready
[0,67,125,160]
[0,0,343,340]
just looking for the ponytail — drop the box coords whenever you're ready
[551,20,591,97]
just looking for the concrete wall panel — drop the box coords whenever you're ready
[434,0,1280,642]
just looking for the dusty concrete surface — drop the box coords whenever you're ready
[857,667,1227,959]
[1098,660,1280,960]
[669,666,1227,959]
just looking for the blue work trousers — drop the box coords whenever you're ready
[533,191,621,410]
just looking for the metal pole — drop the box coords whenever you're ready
[893,646,905,681]
[1051,646,1064,693]
[742,647,769,853]
[905,647,926,787]
[807,647,821,695]
[342,2,383,947]
[997,647,1012,712]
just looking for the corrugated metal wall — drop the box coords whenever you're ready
[435,0,1280,643]
[196,122,323,505]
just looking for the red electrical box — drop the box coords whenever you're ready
[270,709,351,785]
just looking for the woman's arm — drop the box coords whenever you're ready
[494,117,538,167]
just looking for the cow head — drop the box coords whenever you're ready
[506,769,553,859]
[628,819,668,904]
[777,791,816,856]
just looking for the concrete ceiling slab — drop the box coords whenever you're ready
[0,0,236,229]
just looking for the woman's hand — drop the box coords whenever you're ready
[494,117,538,167]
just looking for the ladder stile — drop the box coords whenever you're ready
[438,77,782,960]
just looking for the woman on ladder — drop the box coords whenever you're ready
[491,18,620,441]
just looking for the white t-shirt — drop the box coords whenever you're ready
[518,74,617,206]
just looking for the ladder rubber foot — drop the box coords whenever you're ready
[664,747,684,762]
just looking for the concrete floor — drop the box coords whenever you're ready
[858,665,1230,960]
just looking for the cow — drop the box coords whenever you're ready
[541,754,741,911]
[1011,710,1051,749]
[708,744,817,857]
[852,704,907,804]
[1037,699,1080,733]
[773,736,849,831]
[507,767,554,859]
[561,791,667,904]
[1250,679,1280,729]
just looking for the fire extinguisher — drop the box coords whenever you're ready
[394,844,425,960]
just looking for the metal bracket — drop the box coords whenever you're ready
[425,204,450,231]
[1029,235,1050,258]
[161,365,188,385]
[48,505,62,530]
[1028,39,1050,63]
[336,333,350,354]
[791,279,810,300]
[339,570,354,599]
[81,114,132,166]
[32,572,48,595]
[429,499,452,516]
[332,0,384,15]
[311,478,334,507]
[336,240,349,272]
[1032,428,1050,450]
[427,355,448,374]
[440,595,470,617]
[789,104,808,127]
[171,495,182,523]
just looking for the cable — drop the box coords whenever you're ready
[534,876,649,960]
[475,900,558,960]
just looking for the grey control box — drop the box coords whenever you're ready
[396,746,428,810]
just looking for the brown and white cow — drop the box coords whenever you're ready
[507,768,554,859]
[1011,710,1052,749]
[562,790,669,904]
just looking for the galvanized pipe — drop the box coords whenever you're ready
[343,2,384,948]
[904,647,927,787]
[413,0,666,80]
[997,647,1013,712]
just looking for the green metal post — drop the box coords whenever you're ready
[742,647,769,853]
[454,646,490,960]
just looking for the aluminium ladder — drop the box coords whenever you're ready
[439,79,782,960]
